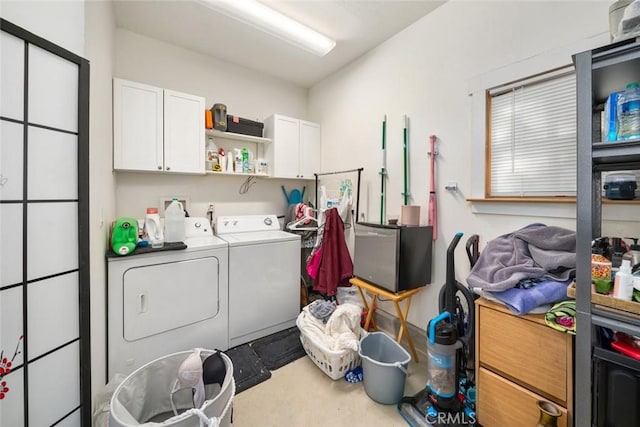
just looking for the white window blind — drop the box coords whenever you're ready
[489,67,576,197]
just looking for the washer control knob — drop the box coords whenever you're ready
[233,220,238,226]
[224,221,229,226]
[264,217,273,226]
[194,221,201,228]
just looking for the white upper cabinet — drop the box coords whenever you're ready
[113,78,205,174]
[299,120,320,179]
[163,89,205,173]
[264,114,320,179]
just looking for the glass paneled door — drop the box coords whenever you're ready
[0,19,90,426]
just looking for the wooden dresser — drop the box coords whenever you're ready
[475,298,573,427]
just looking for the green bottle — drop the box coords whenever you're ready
[242,148,249,173]
[111,217,138,255]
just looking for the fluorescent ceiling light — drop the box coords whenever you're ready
[198,0,336,56]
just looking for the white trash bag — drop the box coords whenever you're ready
[109,349,234,427]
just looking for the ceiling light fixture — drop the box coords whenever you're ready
[198,0,336,56]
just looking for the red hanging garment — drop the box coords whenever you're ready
[312,208,353,296]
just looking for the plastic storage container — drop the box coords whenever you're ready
[144,207,164,248]
[164,199,186,243]
[617,82,640,140]
[603,173,637,200]
[358,332,411,405]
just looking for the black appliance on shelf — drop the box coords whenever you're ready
[353,222,432,293]
[226,115,264,137]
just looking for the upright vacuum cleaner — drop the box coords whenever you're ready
[398,232,477,427]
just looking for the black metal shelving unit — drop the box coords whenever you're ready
[574,37,640,427]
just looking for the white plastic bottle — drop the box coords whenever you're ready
[612,258,634,300]
[164,198,186,243]
[144,207,164,248]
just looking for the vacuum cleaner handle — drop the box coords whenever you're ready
[444,232,463,315]
[465,234,480,268]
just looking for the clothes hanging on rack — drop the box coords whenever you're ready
[312,208,353,297]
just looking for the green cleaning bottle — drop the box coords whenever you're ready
[242,148,249,173]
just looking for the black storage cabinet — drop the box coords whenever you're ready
[593,346,640,427]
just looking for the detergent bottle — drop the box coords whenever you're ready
[144,207,164,248]
[111,217,138,255]
[164,199,186,243]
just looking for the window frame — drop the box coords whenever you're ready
[484,64,578,200]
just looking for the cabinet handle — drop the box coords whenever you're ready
[157,166,162,170]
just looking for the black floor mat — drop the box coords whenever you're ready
[250,326,306,371]
[224,344,271,394]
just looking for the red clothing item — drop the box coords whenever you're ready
[312,208,353,296]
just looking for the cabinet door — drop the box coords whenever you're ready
[163,89,205,174]
[113,79,163,171]
[270,115,300,178]
[299,120,320,179]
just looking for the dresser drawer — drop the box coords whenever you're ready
[478,367,568,427]
[478,303,569,404]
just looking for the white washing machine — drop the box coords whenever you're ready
[216,214,301,347]
[107,218,229,378]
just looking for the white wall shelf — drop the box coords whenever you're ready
[205,171,269,178]
[206,129,271,145]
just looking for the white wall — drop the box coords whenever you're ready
[0,0,85,57]
[84,0,116,407]
[114,29,311,220]
[308,1,618,327]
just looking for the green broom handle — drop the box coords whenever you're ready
[380,116,386,224]
[403,115,408,205]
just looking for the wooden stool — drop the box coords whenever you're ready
[349,277,423,361]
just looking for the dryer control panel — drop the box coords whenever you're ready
[216,214,280,234]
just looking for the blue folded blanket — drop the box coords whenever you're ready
[486,278,572,315]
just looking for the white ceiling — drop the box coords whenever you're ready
[113,0,445,88]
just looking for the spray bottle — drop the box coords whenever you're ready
[613,258,634,300]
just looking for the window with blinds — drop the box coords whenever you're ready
[488,66,576,197]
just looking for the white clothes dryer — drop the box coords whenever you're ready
[216,215,301,347]
[107,218,229,378]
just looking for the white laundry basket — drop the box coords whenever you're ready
[109,349,234,427]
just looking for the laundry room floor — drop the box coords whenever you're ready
[232,353,428,427]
